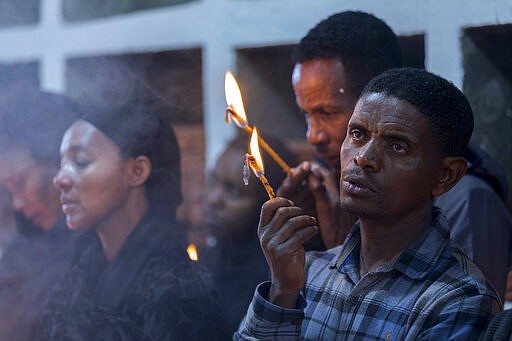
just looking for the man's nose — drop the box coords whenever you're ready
[353,142,381,171]
[306,117,329,146]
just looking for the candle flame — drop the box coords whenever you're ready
[225,71,248,128]
[187,244,199,261]
[249,127,264,176]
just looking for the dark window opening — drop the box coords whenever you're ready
[463,24,512,211]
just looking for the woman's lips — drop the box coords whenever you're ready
[61,203,77,214]
[60,197,78,214]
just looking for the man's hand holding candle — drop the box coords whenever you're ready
[257,197,318,308]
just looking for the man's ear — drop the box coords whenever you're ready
[431,156,467,197]
[126,155,151,187]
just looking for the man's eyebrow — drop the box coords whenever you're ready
[309,102,349,112]
[347,118,366,129]
[380,128,419,146]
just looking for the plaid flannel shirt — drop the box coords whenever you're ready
[235,207,501,340]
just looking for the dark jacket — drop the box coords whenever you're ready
[36,210,230,340]
[0,215,81,341]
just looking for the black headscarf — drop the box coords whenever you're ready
[81,104,182,218]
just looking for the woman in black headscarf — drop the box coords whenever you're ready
[36,104,229,340]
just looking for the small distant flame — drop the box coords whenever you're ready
[249,127,264,176]
[224,71,248,128]
[187,244,199,261]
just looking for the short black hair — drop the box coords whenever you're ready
[0,90,80,165]
[361,68,474,157]
[293,11,403,95]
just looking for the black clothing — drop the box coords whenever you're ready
[480,308,512,341]
[0,215,82,341]
[464,142,509,203]
[36,211,229,340]
[201,235,269,333]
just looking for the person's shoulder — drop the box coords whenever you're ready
[439,143,507,207]
[441,173,499,201]
[414,223,497,297]
[411,245,501,326]
[435,173,511,222]
[437,244,500,300]
[465,143,508,202]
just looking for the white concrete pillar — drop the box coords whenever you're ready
[40,0,65,92]
[424,3,464,89]
[202,43,237,169]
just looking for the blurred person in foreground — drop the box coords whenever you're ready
[36,105,229,340]
[278,10,512,299]
[0,90,84,340]
[236,68,500,340]
[201,133,297,331]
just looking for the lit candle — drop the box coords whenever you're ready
[245,127,275,199]
[225,71,291,175]
[187,244,199,261]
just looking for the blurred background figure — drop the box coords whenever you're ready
[199,133,298,332]
[40,104,229,340]
[0,88,83,340]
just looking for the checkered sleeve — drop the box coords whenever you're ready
[234,281,307,340]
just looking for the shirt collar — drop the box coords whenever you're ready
[330,207,450,280]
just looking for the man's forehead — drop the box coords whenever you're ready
[355,93,414,116]
[293,58,347,83]
[351,93,430,132]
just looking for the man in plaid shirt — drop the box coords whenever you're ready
[235,69,501,340]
